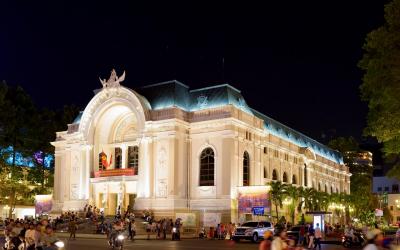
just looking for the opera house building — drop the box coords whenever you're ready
[51,70,351,224]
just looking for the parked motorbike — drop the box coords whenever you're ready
[342,232,365,248]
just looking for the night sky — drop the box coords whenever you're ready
[0,1,387,142]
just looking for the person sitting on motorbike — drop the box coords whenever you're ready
[109,220,124,246]
[42,225,60,250]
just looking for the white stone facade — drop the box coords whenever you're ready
[51,79,351,223]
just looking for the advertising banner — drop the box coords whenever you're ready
[203,213,221,227]
[35,195,53,215]
[175,213,196,227]
[237,186,271,214]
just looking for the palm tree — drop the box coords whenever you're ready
[297,187,316,212]
[269,181,287,220]
[285,184,299,225]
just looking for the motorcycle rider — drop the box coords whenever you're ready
[109,220,124,246]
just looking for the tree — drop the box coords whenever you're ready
[269,181,287,220]
[297,187,316,212]
[284,185,299,225]
[0,82,37,217]
[358,0,400,177]
[328,137,359,155]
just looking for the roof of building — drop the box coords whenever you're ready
[73,80,344,164]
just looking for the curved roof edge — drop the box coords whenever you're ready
[251,108,344,164]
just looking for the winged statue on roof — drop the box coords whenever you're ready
[99,69,125,88]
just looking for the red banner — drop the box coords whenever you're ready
[94,168,135,178]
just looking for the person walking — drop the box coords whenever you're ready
[131,220,136,241]
[313,223,322,250]
[396,227,400,244]
[271,229,288,250]
[68,218,77,240]
[298,224,305,246]
[259,230,273,250]
[307,224,315,249]
[364,229,383,250]
[146,222,152,240]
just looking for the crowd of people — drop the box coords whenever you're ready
[2,218,61,250]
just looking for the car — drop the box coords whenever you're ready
[232,221,274,243]
[286,226,302,244]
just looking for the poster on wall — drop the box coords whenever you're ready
[203,213,221,227]
[175,213,196,227]
[35,195,53,215]
[237,187,271,214]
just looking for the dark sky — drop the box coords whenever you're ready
[0,1,387,142]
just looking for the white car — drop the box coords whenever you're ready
[232,221,274,242]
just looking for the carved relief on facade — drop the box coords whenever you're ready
[156,147,168,198]
[70,184,78,200]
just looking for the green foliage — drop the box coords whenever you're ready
[359,0,400,176]
[359,210,376,227]
[269,181,287,219]
[0,82,80,216]
[328,137,359,157]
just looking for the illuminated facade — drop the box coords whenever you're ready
[51,70,351,223]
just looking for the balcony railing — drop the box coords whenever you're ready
[93,168,136,178]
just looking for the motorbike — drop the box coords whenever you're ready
[342,232,365,248]
[109,231,125,250]
[172,227,181,241]
[199,227,206,239]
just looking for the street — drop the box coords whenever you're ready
[61,238,357,250]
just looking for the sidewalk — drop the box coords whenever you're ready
[56,232,197,240]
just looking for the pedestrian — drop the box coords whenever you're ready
[131,220,136,241]
[313,223,322,250]
[396,227,400,244]
[307,224,315,249]
[363,229,383,250]
[271,229,288,250]
[146,222,152,240]
[162,219,167,240]
[259,230,273,250]
[68,217,77,240]
[298,224,305,246]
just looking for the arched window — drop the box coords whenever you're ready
[292,175,297,184]
[325,184,328,193]
[331,186,334,194]
[304,164,308,187]
[336,187,339,193]
[282,172,288,183]
[272,169,278,181]
[199,147,215,186]
[263,167,268,179]
[115,147,122,169]
[243,151,250,186]
[318,182,321,191]
[128,146,139,175]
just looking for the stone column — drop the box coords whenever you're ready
[137,137,152,198]
[121,145,127,169]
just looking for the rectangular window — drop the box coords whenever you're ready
[274,150,279,158]
[377,187,382,192]
[128,146,139,175]
[385,186,389,192]
[284,153,289,161]
[294,157,298,164]
[264,147,267,154]
[390,206,393,211]
[115,147,122,169]
[393,184,399,193]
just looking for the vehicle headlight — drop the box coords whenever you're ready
[54,241,65,248]
[117,235,125,240]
